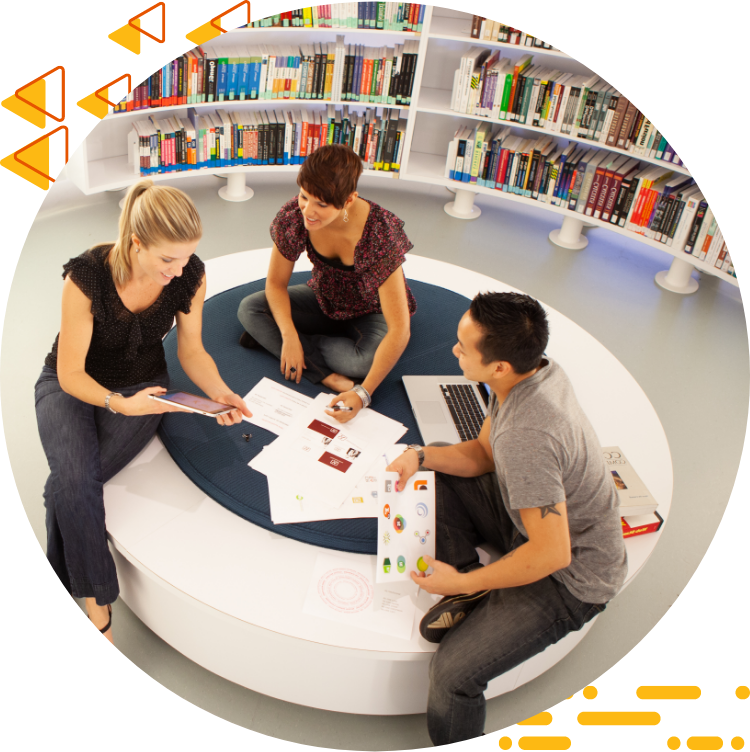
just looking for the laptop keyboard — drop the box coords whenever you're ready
[440,384,486,441]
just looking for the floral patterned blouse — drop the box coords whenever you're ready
[270,197,417,321]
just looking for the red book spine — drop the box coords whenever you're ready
[593,168,615,219]
[584,165,607,216]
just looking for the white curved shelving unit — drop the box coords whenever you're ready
[66,4,736,293]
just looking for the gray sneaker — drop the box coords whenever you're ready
[419,590,491,643]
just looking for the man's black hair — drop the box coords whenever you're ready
[468,292,549,374]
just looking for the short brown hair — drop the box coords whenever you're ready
[297,144,363,208]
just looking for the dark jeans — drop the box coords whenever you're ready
[34,366,169,606]
[237,284,388,384]
[428,472,606,746]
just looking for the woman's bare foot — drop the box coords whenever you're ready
[322,373,355,393]
[86,598,114,644]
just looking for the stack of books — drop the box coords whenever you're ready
[449,53,682,167]
[114,39,419,112]
[129,105,406,175]
[444,129,732,276]
[248,3,425,31]
[602,447,664,539]
[469,16,555,49]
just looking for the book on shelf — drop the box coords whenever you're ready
[621,511,664,539]
[602,447,658,518]
[468,16,556,50]
[248,4,425,32]
[114,38,419,113]
[128,104,405,175]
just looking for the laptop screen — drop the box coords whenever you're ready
[477,382,491,406]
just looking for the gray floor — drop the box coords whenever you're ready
[2,169,747,749]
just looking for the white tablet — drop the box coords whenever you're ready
[150,390,234,417]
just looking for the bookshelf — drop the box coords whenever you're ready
[66,3,735,293]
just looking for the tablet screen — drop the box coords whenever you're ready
[161,391,232,414]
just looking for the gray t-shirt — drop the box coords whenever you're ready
[489,358,627,603]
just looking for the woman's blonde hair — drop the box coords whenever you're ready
[108,180,202,285]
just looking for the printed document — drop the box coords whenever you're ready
[302,551,417,640]
[376,471,437,583]
[242,377,314,435]
[251,393,407,509]
[268,445,407,524]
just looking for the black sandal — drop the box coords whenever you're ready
[90,603,112,634]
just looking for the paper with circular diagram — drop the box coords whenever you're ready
[302,551,418,640]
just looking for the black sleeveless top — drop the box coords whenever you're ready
[44,244,205,390]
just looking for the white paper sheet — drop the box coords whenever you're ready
[242,377,314,435]
[376,471,437,584]
[269,445,407,524]
[253,394,407,509]
[302,551,417,640]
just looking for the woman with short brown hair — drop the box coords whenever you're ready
[237,144,416,423]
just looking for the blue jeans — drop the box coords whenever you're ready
[427,472,606,745]
[237,284,388,384]
[34,366,169,606]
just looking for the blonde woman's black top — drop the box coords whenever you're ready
[44,244,205,390]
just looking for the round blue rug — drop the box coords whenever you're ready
[158,272,469,554]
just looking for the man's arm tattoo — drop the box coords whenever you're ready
[499,547,518,563]
[540,504,562,519]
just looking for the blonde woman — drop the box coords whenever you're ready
[35,180,251,643]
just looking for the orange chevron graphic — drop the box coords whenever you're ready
[77,75,132,119]
[128,0,167,44]
[13,125,70,183]
[0,125,69,190]
[186,1,251,45]
[16,65,65,123]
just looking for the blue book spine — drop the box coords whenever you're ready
[228,59,239,100]
[249,61,260,100]
[418,3,426,31]
[238,61,249,100]
[217,61,228,101]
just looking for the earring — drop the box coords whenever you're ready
[343,208,349,223]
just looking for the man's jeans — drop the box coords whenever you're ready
[427,472,606,746]
[34,366,169,605]
[237,284,388,384]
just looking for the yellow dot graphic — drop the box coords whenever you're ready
[638,686,701,700]
[518,737,571,751]
[731,739,744,751]
[668,738,681,750]
[736,686,749,700]
[499,738,512,750]
[583,686,598,700]
[686,737,724,750]
[518,712,553,726]
[577,711,661,725]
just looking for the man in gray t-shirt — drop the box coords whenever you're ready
[387,292,627,746]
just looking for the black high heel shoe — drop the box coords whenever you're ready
[90,603,112,634]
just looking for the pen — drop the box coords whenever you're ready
[332,405,353,412]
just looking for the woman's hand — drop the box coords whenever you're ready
[324,390,364,424]
[212,393,252,426]
[280,335,306,384]
[116,387,186,416]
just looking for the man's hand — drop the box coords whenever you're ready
[410,555,467,596]
[324,391,363,423]
[385,447,421,491]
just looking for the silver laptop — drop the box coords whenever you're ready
[402,376,491,445]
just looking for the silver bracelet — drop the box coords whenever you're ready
[352,384,371,409]
[105,392,123,414]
